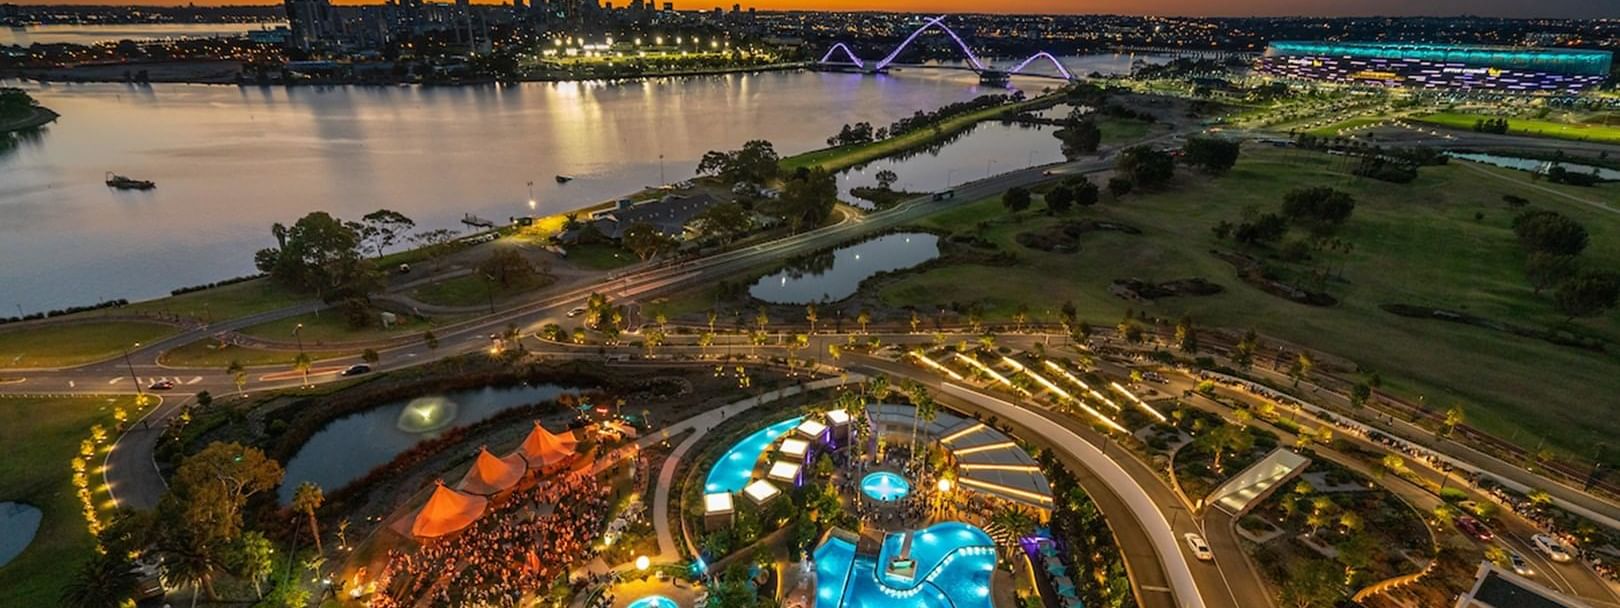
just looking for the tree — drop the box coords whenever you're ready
[1526,253,1579,295]
[1281,186,1356,231]
[292,481,324,554]
[354,209,415,258]
[161,442,284,547]
[1044,185,1074,214]
[777,168,838,231]
[1002,186,1033,212]
[478,248,539,287]
[157,527,225,604]
[1442,406,1465,438]
[423,330,440,350]
[1182,136,1241,174]
[621,222,676,261]
[1378,454,1408,479]
[1554,270,1620,321]
[260,212,371,297]
[412,228,461,266]
[1070,176,1100,206]
[1513,209,1588,256]
[225,531,274,598]
[60,552,137,608]
[875,169,899,190]
[697,140,780,185]
[694,201,752,243]
[1117,146,1175,187]
[1107,176,1133,198]
[362,348,380,366]
[857,309,872,334]
[1289,352,1314,386]
[1197,423,1252,471]
[226,360,247,396]
[1055,119,1102,155]
[1174,315,1197,353]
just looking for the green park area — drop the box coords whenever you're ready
[158,340,357,368]
[121,279,310,323]
[411,273,556,308]
[880,147,1620,460]
[238,309,458,346]
[561,242,639,271]
[781,95,1052,173]
[1417,111,1620,145]
[0,321,178,369]
[0,395,138,605]
[1097,116,1157,145]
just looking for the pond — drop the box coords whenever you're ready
[749,233,940,305]
[278,383,575,504]
[1448,152,1620,181]
[837,121,1064,205]
[0,502,42,568]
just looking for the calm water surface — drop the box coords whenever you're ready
[838,121,1062,202]
[750,232,939,304]
[277,382,574,503]
[1,54,1158,314]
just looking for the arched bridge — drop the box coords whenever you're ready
[818,16,1074,83]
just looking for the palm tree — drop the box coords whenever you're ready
[292,352,312,387]
[707,308,718,334]
[902,380,930,461]
[1378,454,1407,480]
[698,331,715,356]
[857,309,871,334]
[909,311,921,334]
[226,360,247,396]
[806,303,818,334]
[914,394,938,468]
[1442,405,1465,438]
[159,530,221,607]
[866,376,891,402]
[755,306,769,334]
[292,481,325,555]
[61,553,137,608]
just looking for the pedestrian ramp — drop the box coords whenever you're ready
[1207,448,1310,516]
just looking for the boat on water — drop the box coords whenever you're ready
[555,175,574,184]
[105,172,156,191]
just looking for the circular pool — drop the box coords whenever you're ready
[860,471,911,502]
[626,596,678,608]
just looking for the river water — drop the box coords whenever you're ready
[0,22,284,47]
[0,53,1154,314]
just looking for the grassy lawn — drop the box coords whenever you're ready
[238,309,460,346]
[411,274,555,308]
[882,147,1620,461]
[564,242,638,271]
[158,340,359,368]
[781,95,1053,173]
[0,395,138,606]
[1416,111,1620,145]
[0,321,178,369]
[1097,116,1157,145]
[122,278,310,322]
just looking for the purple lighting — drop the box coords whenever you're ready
[817,17,1073,81]
[1010,52,1073,80]
[820,43,864,68]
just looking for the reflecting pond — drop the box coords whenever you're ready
[750,232,939,305]
[278,383,574,503]
[838,121,1064,204]
[0,502,42,568]
[1448,152,1620,181]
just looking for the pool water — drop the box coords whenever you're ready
[861,471,912,502]
[626,595,678,608]
[704,417,803,494]
[813,522,997,608]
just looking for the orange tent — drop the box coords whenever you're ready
[514,421,578,468]
[455,446,527,496]
[410,481,488,539]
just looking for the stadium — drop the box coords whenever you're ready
[1256,41,1613,94]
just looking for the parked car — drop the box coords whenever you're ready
[1457,515,1495,542]
[1508,551,1534,576]
[1184,533,1213,561]
[1532,534,1574,563]
[340,364,371,377]
[147,380,175,391]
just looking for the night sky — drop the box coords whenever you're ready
[7,0,1619,17]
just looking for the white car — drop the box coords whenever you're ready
[1532,534,1574,563]
[566,306,587,318]
[1508,551,1534,576]
[1184,533,1213,561]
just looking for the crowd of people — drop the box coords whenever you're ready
[369,472,612,607]
[839,447,939,526]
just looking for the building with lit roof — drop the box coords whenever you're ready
[1256,41,1612,94]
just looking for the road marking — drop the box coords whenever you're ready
[109,377,123,384]
[1141,586,1172,593]
[187,376,203,385]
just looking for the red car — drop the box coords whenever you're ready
[1457,515,1495,542]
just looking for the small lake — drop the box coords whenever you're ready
[838,121,1064,204]
[0,502,42,568]
[278,383,574,504]
[1448,152,1620,181]
[749,232,939,305]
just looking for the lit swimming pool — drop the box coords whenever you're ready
[625,595,678,608]
[861,471,911,502]
[813,521,997,608]
[704,416,803,494]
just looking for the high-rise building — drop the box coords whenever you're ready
[284,0,337,50]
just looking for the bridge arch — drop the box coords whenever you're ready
[819,43,865,68]
[1009,52,1073,80]
[874,16,986,71]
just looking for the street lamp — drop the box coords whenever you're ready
[124,342,143,397]
[635,555,650,571]
[293,323,308,388]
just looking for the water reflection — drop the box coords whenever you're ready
[838,120,1062,203]
[750,232,939,304]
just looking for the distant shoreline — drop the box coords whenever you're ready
[3,60,808,88]
[0,105,58,133]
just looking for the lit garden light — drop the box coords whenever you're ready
[636,555,651,571]
[911,350,964,380]
[1042,360,1121,411]
[954,353,1024,394]
[1108,382,1168,423]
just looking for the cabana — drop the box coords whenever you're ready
[515,421,579,472]
[409,481,488,539]
[456,446,527,496]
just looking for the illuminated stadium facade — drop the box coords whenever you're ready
[1257,41,1613,94]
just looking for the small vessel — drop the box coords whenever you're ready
[555,175,574,184]
[105,172,155,190]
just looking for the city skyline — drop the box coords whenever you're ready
[5,0,1618,18]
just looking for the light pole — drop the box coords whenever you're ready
[124,342,143,398]
[527,181,536,213]
[945,169,958,189]
[985,159,996,179]
[293,323,308,387]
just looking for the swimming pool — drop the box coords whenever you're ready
[861,471,912,502]
[704,417,803,494]
[625,595,678,608]
[813,522,997,608]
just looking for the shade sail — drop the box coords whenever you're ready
[515,421,578,467]
[456,447,527,495]
[410,481,488,538]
